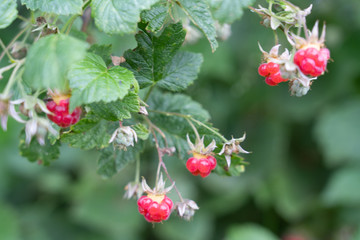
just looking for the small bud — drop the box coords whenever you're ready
[0,94,25,131]
[138,106,148,116]
[111,56,126,66]
[109,126,138,150]
[175,199,199,221]
[124,182,143,199]
[219,133,250,167]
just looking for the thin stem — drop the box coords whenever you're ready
[0,62,17,77]
[144,116,169,148]
[17,15,30,23]
[144,84,155,102]
[0,25,31,62]
[273,30,279,45]
[186,118,201,143]
[149,109,228,142]
[0,39,15,62]
[151,127,184,202]
[2,60,24,96]
[21,27,32,44]
[190,118,228,142]
[62,15,78,34]
[134,157,140,182]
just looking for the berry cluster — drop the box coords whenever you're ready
[186,154,217,178]
[294,47,330,77]
[137,194,173,223]
[46,98,81,128]
[258,62,288,86]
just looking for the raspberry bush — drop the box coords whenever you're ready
[0,0,332,227]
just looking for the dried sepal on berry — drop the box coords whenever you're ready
[186,135,217,178]
[109,125,138,150]
[0,94,25,131]
[219,133,250,168]
[25,117,58,145]
[186,134,216,156]
[141,174,174,196]
[291,21,327,50]
[175,199,199,221]
[138,175,174,223]
[124,181,143,199]
[251,3,313,30]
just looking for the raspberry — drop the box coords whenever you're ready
[46,98,81,128]
[186,154,217,178]
[258,62,288,86]
[137,194,173,223]
[294,47,330,77]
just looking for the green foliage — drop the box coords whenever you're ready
[91,0,160,34]
[0,0,18,29]
[207,0,255,24]
[61,114,116,150]
[97,142,144,178]
[141,3,169,33]
[122,22,187,89]
[0,202,20,240]
[178,0,218,52]
[88,44,113,65]
[68,53,137,111]
[90,92,140,121]
[24,34,89,91]
[21,0,83,15]
[314,100,360,166]
[19,133,60,166]
[133,123,150,140]
[148,91,226,159]
[156,51,203,92]
[225,224,279,240]
[322,166,360,206]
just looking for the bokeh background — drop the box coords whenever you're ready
[1,0,360,239]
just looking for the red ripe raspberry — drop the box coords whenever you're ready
[186,154,217,178]
[258,62,288,86]
[137,194,173,223]
[294,47,330,77]
[46,99,81,128]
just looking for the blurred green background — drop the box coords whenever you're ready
[1,0,360,239]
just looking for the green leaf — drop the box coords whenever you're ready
[19,133,60,166]
[0,0,18,29]
[322,166,360,206]
[133,123,150,140]
[178,0,218,52]
[207,0,255,24]
[141,3,169,33]
[68,53,137,111]
[88,44,113,66]
[91,0,160,35]
[21,0,83,15]
[90,92,140,121]
[0,202,20,240]
[122,22,186,89]
[156,51,203,91]
[24,34,88,91]
[225,224,279,240]
[61,114,116,150]
[314,100,360,166]
[214,154,246,177]
[97,143,144,178]
[148,91,223,158]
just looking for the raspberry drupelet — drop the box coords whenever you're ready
[46,97,81,128]
[258,62,288,86]
[137,194,173,223]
